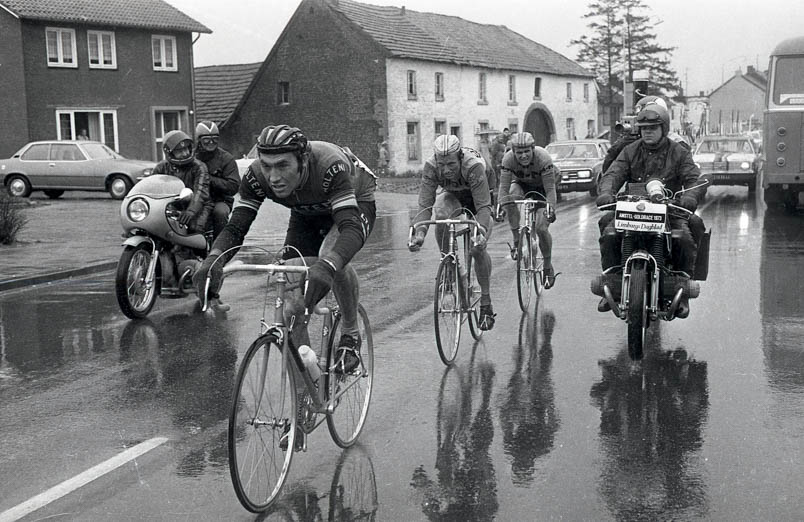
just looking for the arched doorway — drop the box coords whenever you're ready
[523,103,556,147]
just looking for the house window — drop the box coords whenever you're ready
[407,70,417,99]
[478,73,487,103]
[88,31,116,69]
[434,120,447,136]
[566,82,573,101]
[407,121,420,160]
[508,120,518,133]
[155,110,185,160]
[152,35,177,71]
[478,121,490,134]
[435,72,444,101]
[534,77,542,98]
[277,82,290,105]
[56,109,119,151]
[450,125,461,143]
[566,118,576,140]
[45,27,77,67]
[583,82,590,102]
[508,75,517,103]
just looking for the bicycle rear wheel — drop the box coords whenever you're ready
[434,256,463,365]
[228,334,297,513]
[326,304,374,447]
[516,228,533,312]
[465,249,483,340]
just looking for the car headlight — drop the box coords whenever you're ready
[577,170,591,178]
[142,168,153,177]
[740,161,750,170]
[127,198,149,222]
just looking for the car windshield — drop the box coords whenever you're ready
[546,143,599,159]
[82,142,124,160]
[695,139,754,154]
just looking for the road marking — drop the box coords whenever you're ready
[0,437,168,522]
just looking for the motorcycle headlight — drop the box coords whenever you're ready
[127,198,149,222]
[577,170,591,178]
[740,161,750,170]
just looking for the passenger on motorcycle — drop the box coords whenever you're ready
[602,95,668,173]
[595,103,708,318]
[194,124,377,375]
[408,134,497,330]
[194,121,240,240]
[497,132,559,288]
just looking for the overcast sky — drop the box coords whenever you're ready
[166,0,804,95]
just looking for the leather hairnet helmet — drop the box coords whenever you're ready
[510,132,535,149]
[636,103,670,136]
[635,95,668,112]
[256,125,309,156]
[162,130,194,166]
[195,120,219,140]
[434,134,461,156]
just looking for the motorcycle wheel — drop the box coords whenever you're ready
[116,244,158,319]
[627,261,648,360]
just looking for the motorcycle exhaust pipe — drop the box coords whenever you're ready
[603,284,622,318]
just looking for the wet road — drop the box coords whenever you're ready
[1,188,803,520]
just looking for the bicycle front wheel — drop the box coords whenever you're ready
[228,334,297,513]
[516,228,533,312]
[326,304,374,447]
[434,256,463,365]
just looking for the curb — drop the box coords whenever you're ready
[0,261,118,293]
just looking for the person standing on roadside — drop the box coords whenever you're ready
[195,121,240,240]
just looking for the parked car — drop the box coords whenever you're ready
[692,134,760,192]
[235,143,258,177]
[544,139,610,197]
[1,140,155,199]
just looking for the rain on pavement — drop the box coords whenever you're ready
[1,188,803,520]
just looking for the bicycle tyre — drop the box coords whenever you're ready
[627,262,648,360]
[326,304,374,447]
[434,256,462,365]
[516,228,532,312]
[228,334,297,513]
[465,247,482,340]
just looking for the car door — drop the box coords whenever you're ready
[18,143,51,187]
[49,143,88,189]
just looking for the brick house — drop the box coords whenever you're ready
[707,65,766,134]
[220,0,596,174]
[0,0,210,160]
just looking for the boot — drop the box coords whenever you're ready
[675,296,690,319]
[598,297,611,313]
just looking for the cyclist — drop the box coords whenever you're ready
[194,124,377,373]
[194,120,241,240]
[408,134,497,330]
[497,132,559,289]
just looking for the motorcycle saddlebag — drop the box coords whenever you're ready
[693,228,711,281]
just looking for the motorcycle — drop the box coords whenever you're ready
[591,179,711,360]
[115,174,209,319]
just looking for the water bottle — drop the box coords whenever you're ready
[298,345,321,383]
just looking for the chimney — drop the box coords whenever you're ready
[699,91,704,97]
[400,6,405,15]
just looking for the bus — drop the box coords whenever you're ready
[763,36,804,212]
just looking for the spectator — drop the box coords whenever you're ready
[77,129,89,140]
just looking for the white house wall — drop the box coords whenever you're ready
[385,57,597,172]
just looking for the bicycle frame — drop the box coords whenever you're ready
[409,217,481,291]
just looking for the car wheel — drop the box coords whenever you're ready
[44,189,65,199]
[108,176,132,200]
[6,175,32,197]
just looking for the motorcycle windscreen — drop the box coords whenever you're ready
[614,200,667,232]
[128,175,186,198]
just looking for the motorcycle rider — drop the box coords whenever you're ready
[152,130,212,294]
[497,132,559,288]
[194,121,240,240]
[408,134,497,330]
[194,124,377,376]
[595,103,707,318]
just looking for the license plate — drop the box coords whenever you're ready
[713,174,731,180]
[614,200,666,232]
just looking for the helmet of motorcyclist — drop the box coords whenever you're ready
[434,134,461,156]
[256,125,310,158]
[635,103,670,137]
[163,130,195,166]
[195,120,220,153]
[510,132,535,150]
[634,95,668,113]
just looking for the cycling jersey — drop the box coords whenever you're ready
[498,146,558,207]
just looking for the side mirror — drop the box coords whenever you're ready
[179,187,193,202]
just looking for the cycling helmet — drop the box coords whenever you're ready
[634,95,668,112]
[510,132,535,149]
[195,120,219,140]
[434,134,461,156]
[162,130,194,166]
[256,125,309,155]
[635,103,670,136]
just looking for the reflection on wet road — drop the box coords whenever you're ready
[2,189,804,519]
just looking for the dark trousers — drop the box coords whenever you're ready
[211,201,232,240]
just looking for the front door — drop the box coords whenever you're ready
[524,108,554,147]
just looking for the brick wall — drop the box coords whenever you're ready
[0,11,29,158]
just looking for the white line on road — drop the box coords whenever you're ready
[0,437,168,522]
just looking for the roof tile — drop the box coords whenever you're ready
[194,62,262,124]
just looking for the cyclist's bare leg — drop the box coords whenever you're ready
[281,256,314,348]
[433,192,462,256]
[533,211,553,267]
[471,238,493,306]
[320,227,359,335]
